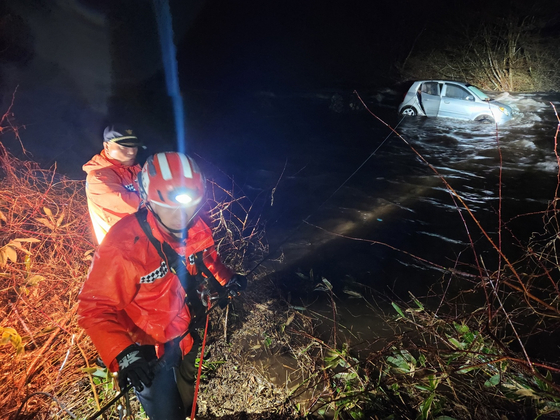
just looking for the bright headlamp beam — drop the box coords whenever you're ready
[175,194,193,205]
[153,0,186,154]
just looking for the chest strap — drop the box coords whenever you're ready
[134,208,225,300]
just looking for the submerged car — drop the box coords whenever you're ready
[398,80,513,124]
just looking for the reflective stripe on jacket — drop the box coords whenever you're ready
[83,150,141,244]
[77,210,233,371]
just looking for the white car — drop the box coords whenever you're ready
[398,80,513,124]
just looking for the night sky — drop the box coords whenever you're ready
[98,0,421,112]
[3,0,560,93]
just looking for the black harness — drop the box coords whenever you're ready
[134,208,226,321]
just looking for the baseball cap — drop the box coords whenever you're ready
[103,124,146,149]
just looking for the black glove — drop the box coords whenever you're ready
[227,274,247,295]
[116,344,155,392]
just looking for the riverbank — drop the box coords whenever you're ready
[3,136,560,419]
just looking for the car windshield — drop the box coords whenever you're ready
[467,85,490,101]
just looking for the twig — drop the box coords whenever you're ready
[22,306,76,386]
[76,331,102,411]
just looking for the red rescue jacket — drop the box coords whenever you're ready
[83,150,141,244]
[77,210,233,372]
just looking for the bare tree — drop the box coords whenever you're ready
[400,8,560,92]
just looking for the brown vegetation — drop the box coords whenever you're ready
[400,7,560,92]
[0,133,292,419]
[0,141,95,418]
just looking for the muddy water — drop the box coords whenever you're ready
[203,90,560,348]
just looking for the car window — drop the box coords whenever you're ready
[467,85,490,101]
[420,82,439,96]
[444,84,471,100]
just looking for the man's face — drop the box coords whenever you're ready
[150,202,198,238]
[104,142,138,166]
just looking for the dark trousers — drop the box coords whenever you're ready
[136,335,200,420]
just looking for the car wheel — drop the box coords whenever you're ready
[400,106,417,117]
[474,114,495,124]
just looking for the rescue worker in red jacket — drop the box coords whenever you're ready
[83,124,144,244]
[78,152,246,420]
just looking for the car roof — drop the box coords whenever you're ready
[414,80,470,86]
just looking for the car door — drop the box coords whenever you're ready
[418,82,441,117]
[439,83,477,119]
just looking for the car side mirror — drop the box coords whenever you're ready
[466,95,475,101]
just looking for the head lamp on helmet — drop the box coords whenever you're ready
[169,187,198,205]
[139,152,206,209]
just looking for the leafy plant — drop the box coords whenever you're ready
[35,206,66,231]
[0,327,24,355]
[0,237,39,269]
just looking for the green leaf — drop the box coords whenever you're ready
[420,393,435,420]
[428,374,439,390]
[448,337,465,350]
[81,367,108,378]
[454,322,470,335]
[463,331,475,345]
[408,292,424,310]
[401,350,417,365]
[484,374,500,387]
[535,375,552,392]
[321,277,333,290]
[387,351,415,373]
[391,302,406,318]
[456,365,477,374]
[349,410,365,420]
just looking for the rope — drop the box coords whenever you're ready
[191,297,211,419]
[86,301,222,420]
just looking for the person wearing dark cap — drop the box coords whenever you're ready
[83,124,146,244]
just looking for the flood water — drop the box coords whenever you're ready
[192,88,560,345]
[8,84,560,345]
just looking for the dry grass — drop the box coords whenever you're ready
[0,137,275,419]
[0,141,97,419]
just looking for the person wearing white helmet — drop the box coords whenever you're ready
[78,152,246,419]
[83,124,145,244]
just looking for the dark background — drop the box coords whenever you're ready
[0,0,559,176]
[0,0,439,172]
